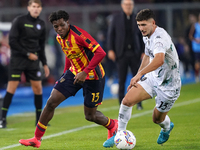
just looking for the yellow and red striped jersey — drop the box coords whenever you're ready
[56,25,105,80]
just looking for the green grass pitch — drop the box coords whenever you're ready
[0,83,200,150]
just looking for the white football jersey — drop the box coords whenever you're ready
[143,26,181,88]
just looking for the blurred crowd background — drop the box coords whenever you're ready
[0,0,200,90]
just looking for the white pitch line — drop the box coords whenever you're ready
[0,98,199,150]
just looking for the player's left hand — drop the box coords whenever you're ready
[73,71,87,84]
[127,73,143,91]
[43,65,50,78]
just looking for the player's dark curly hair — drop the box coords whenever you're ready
[136,9,155,21]
[49,10,69,23]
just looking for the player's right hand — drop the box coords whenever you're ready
[127,84,133,92]
[108,50,116,62]
[28,53,38,61]
[73,71,87,85]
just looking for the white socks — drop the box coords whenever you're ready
[118,104,133,131]
[158,115,170,132]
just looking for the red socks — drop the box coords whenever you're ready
[104,118,115,130]
[35,121,47,140]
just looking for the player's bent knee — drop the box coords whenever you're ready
[46,99,57,111]
[85,114,95,122]
[122,98,135,107]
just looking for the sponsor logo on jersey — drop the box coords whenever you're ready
[36,24,41,30]
[11,74,21,78]
[24,24,33,28]
[141,77,147,81]
[67,53,82,59]
[156,36,161,38]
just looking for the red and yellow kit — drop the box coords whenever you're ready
[56,25,105,80]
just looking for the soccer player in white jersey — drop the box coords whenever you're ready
[103,8,181,148]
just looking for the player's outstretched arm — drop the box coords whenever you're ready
[139,53,164,76]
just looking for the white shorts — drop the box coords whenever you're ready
[138,73,181,112]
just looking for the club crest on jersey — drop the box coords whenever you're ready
[60,77,65,83]
[36,24,41,30]
[147,48,154,58]
[66,41,70,47]
[89,75,94,79]
[37,71,41,77]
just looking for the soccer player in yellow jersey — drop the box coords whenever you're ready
[19,10,118,148]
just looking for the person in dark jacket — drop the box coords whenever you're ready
[107,0,144,109]
[0,0,50,128]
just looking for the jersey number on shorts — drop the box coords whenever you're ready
[91,92,100,102]
[158,101,169,110]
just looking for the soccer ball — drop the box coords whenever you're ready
[114,130,136,150]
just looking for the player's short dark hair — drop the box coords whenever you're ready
[49,10,69,23]
[121,0,134,4]
[28,0,42,6]
[136,9,155,21]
